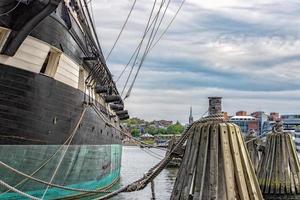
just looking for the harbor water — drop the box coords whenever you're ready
[113,146,177,200]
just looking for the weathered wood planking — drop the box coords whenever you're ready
[257,131,300,199]
[245,134,261,173]
[171,121,263,200]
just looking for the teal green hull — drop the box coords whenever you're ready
[0,144,122,200]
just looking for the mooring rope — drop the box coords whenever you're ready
[90,103,167,151]
[93,113,226,200]
[0,161,114,194]
[0,180,41,200]
[41,105,87,199]
[0,105,113,198]
[92,115,212,200]
[0,111,223,200]
[0,105,89,197]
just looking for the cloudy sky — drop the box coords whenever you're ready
[92,0,300,123]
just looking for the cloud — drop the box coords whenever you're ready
[92,0,300,123]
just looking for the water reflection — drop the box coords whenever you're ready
[113,146,178,200]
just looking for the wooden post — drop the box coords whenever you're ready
[245,130,261,173]
[171,98,263,200]
[257,121,300,199]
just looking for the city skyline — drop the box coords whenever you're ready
[93,0,300,123]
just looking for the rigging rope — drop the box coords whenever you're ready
[150,0,186,51]
[120,0,186,99]
[0,109,213,200]
[92,117,198,199]
[0,1,21,17]
[90,103,167,151]
[0,105,90,197]
[120,0,158,96]
[115,0,169,83]
[0,161,113,194]
[0,180,40,200]
[121,0,167,97]
[124,0,166,99]
[106,0,138,61]
[41,105,87,199]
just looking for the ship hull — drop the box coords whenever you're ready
[0,64,122,199]
[0,144,122,200]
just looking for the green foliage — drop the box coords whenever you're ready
[124,118,184,137]
[131,128,140,137]
[166,121,184,135]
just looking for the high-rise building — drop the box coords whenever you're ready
[189,106,193,124]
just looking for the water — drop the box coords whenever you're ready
[112,146,177,200]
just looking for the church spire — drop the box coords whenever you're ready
[189,106,193,124]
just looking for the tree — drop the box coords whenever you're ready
[145,126,157,135]
[166,121,184,135]
[131,128,140,137]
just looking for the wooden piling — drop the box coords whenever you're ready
[257,122,300,199]
[171,120,263,200]
[245,130,261,173]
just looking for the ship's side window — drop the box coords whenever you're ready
[0,28,10,51]
[40,48,61,77]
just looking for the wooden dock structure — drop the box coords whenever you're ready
[171,97,263,200]
[257,121,300,199]
[245,130,261,172]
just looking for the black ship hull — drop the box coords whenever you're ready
[0,1,126,199]
[0,64,122,199]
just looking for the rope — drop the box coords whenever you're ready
[0,105,88,197]
[106,0,138,61]
[90,103,166,161]
[115,0,169,83]
[90,104,167,151]
[93,117,199,200]
[0,161,113,194]
[0,1,21,17]
[195,112,225,123]
[94,112,227,200]
[149,0,186,51]
[272,120,284,134]
[120,0,158,96]
[124,0,187,99]
[41,105,87,198]
[0,112,217,199]
[124,0,167,99]
[0,180,40,200]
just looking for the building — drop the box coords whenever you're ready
[294,127,300,153]
[281,115,300,130]
[153,120,173,129]
[189,106,193,124]
[269,112,280,121]
[251,111,269,135]
[222,112,229,121]
[236,111,247,116]
[229,116,259,134]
